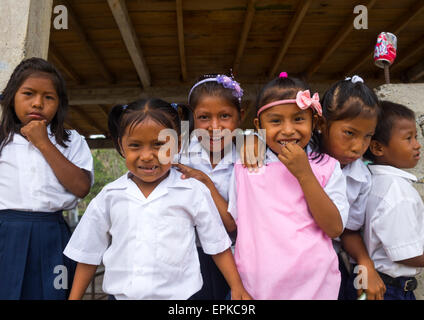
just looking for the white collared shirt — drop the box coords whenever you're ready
[364,165,424,277]
[64,168,231,300]
[0,129,93,212]
[342,159,372,231]
[333,159,372,253]
[178,135,237,202]
[228,148,349,230]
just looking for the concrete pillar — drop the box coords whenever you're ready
[0,0,53,96]
[374,83,424,300]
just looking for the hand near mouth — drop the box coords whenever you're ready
[20,119,50,150]
[277,141,313,181]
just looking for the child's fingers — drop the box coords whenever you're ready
[174,163,190,172]
[277,153,288,164]
[246,142,259,172]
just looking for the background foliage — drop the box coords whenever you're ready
[77,149,127,214]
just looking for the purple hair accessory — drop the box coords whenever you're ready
[215,75,244,101]
[279,72,288,78]
[188,74,244,103]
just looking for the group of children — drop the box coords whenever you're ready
[0,57,423,300]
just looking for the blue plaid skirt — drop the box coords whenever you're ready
[0,209,76,300]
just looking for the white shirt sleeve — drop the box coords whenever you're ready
[227,167,238,221]
[67,130,94,186]
[323,161,349,230]
[64,195,111,265]
[374,199,424,262]
[193,184,232,255]
[345,177,371,231]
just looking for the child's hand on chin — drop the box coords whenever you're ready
[20,119,50,149]
[277,142,312,181]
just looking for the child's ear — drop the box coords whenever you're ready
[253,117,260,131]
[369,140,384,157]
[118,141,125,157]
[239,108,245,122]
[316,116,327,134]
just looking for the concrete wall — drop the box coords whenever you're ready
[374,83,424,300]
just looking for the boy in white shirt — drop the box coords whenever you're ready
[363,100,424,300]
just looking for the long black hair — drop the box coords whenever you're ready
[0,57,70,155]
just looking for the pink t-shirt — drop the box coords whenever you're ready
[229,152,341,299]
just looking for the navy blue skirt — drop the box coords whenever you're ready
[190,246,230,300]
[0,209,76,300]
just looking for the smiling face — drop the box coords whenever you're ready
[14,74,59,125]
[193,95,242,155]
[120,118,177,193]
[321,116,377,166]
[376,118,421,168]
[254,103,316,154]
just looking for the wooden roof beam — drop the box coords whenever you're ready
[49,43,83,84]
[345,0,424,75]
[233,0,256,75]
[68,85,259,106]
[391,36,424,72]
[176,0,188,82]
[98,105,110,119]
[61,0,115,83]
[71,106,108,136]
[65,118,89,137]
[107,0,151,88]
[305,0,377,79]
[404,59,424,83]
[269,0,312,78]
[86,138,114,149]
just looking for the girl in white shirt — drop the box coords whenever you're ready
[175,74,244,299]
[64,98,251,300]
[314,76,385,300]
[0,58,93,299]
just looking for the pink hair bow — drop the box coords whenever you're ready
[296,90,322,116]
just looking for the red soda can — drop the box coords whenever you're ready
[374,32,397,68]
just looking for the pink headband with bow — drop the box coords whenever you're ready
[257,90,323,117]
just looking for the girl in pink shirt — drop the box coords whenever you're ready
[228,73,349,299]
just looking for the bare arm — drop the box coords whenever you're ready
[297,172,343,238]
[396,254,424,268]
[278,143,343,238]
[341,229,386,300]
[211,248,252,300]
[68,263,98,300]
[175,163,236,232]
[21,120,91,198]
[203,179,236,232]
